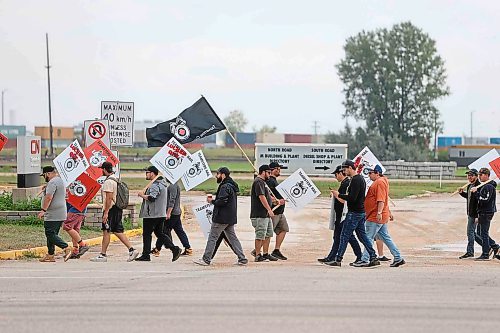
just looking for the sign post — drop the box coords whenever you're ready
[100,101,134,147]
[255,143,348,176]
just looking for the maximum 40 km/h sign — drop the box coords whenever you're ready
[255,143,348,176]
[101,101,134,147]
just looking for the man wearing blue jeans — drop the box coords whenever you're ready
[356,165,405,267]
[327,160,379,268]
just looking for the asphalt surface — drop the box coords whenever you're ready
[1,194,500,333]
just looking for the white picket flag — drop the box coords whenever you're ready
[276,168,321,211]
[181,150,213,191]
[150,137,194,184]
[353,146,386,189]
[468,148,500,180]
[53,140,90,187]
[192,203,214,239]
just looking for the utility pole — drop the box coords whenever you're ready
[1,89,5,126]
[45,33,54,156]
[312,121,320,143]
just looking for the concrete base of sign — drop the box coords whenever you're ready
[17,173,40,188]
[12,186,43,203]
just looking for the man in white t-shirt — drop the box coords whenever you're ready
[90,162,139,262]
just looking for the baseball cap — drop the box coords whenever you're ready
[143,165,159,175]
[217,167,230,176]
[365,165,383,174]
[99,161,113,172]
[269,162,283,169]
[478,167,490,175]
[332,165,343,174]
[258,164,271,174]
[40,165,55,175]
[341,160,355,169]
[465,168,478,176]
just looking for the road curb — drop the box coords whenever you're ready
[0,228,143,260]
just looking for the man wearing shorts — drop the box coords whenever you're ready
[266,162,288,260]
[90,162,139,262]
[64,202,90,259]
[251,165,278,262]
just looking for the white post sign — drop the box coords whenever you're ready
[276,168,321,210]
[101,101,134,147]
[53,140,89,187]
[181,150,212,191]
[84,119,110,148]
[353,146,386,188]
[150,137,194,184]
[192,203,214,239]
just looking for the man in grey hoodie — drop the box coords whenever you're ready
[136,166,182,262]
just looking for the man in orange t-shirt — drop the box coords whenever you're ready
[356,165,405,268]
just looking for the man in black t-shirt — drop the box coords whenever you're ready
[250,164,278,262]
[266,162,288,260]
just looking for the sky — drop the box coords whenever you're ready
[0,0,499,138]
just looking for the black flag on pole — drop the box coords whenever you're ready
[146,96,226,147]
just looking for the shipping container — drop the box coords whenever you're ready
[284,134,312,143]
[225,132,256,146]
[35,127,74,140]
[256,132,285,143]
[437,136,462,148]
[193,133,217,144]
[448,145,500,167]
[489,138,500,144]
[183,143,204,150]
[0,125,26,139]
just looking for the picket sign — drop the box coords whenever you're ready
[192,203,214,239]
[276,168,321,211]
[53,140,89,187]
[181,150,212,191]
[150,137,193,184]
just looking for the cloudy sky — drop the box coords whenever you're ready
[1,0,499,137]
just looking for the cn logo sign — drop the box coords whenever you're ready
[30,140,40,154]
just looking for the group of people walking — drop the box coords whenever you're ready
[36,158,497,267]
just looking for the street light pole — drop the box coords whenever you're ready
[45,33,54,156]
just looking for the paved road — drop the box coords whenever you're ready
[1,194,500,333]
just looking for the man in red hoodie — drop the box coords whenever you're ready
[354,165,405,268]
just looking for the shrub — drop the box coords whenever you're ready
[0,192,41,211]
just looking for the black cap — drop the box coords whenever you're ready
[99,161,113,172]
[259,164,271,174]
[332,165,343,174]
[40,165,55,175]
[143,165,159,175]
[341,160,355,169]
[217,167,230,176]
[466,168,478,176]
[478,167,490,175]
[269,162,283,169]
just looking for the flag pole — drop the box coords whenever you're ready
[225,129,256,173]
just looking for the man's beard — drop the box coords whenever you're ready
[216,177,222,183]
[44,176,49,182]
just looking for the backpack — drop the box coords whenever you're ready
[107,177,129,209]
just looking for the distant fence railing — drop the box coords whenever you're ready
[381,161,457,179]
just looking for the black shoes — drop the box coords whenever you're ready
[263,253,279,261]
[272,249,287,260]
[390,259,406,267]
[318,258,329,263]
[171,246,182,262]
[459,253,474,259]
[354,258,381,268]
[474,255,490,261]
[349,259,364,267]
[255,254,267,262]
[378,256,391,262]
[325,260,341,267]
[135,255,151,262]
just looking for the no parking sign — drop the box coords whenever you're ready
[84,119,110,148]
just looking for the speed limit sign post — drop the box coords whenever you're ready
[101,101,134,147]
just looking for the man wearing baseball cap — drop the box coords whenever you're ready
[266,162,288,260]
[471,168,499,261]
[136,166,182,262]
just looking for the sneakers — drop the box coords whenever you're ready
[182,248,193,256]
[272,249,287,260]
[318,258,330,263]
[151,248,161,257]
[193,258,210,266]
[39,254,55,262]
[63,247,73,262]
[390,259,406,267]
[135,255,151,262]
[236,258,248,266]
[325,260,341,267]
[459,253,474,259]
[69,252,79,260]
[488,247,499,258]
[378,256,391,262]
[263,253,278,261]
[251,250,256,257]
[367,258,381,268]
[349,259,365,267]
[78,245,90,258]
[474,255,490,261]
[171,246,182,262]
[90,254,107,262]
[127,249,140,262]
[355,259,381,268]
[254,254,267,262]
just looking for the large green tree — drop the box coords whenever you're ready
[336,22,449,148]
